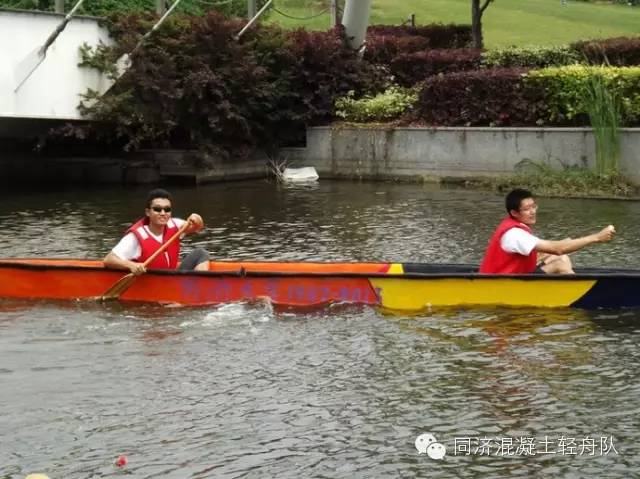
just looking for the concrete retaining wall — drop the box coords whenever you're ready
[0,148,270,185]
[295,126,640,184]
[3,126,640,184]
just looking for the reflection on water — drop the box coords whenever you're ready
[3,180,640,266]
[1,182,640,478]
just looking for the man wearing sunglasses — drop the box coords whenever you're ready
[479,188,615,274]
[103,188,209,274]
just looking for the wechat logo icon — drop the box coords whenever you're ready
[415,432,446,460]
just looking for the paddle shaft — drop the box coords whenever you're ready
[139,220,191,269]
[100,220,192,300]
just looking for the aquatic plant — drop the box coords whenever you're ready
[461,161,636,198]
[583,69,621,176]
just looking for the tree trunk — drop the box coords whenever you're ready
[471,0,483,49]
[330,0,340,27]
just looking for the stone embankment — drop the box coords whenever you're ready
[3,126,640,185]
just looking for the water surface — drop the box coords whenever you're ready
[1,181,639,478]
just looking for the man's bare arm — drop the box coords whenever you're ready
[103,251,146,275]
[535,225,615,256]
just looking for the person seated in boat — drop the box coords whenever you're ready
[103,188,209,274]
[479,188,615,275]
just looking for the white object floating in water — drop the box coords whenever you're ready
[282,167,319,182]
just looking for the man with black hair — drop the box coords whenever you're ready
[479,188,615,274]
[103,188,209,274]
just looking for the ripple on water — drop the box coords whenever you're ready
[2,184,640,477]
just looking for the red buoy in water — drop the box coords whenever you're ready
[115,455,128,467]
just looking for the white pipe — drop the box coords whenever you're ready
[42,0,86,54]
[128,0,184,57]
[106,0,184,88]
[144,0,183,42]
[235,0,273,40]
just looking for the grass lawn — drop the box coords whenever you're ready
[266,0,640,48]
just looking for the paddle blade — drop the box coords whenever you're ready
[100,272,136,300]
[14,47,45,92]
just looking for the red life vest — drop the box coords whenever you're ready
[127,218,180,269]
[479,217,538,274]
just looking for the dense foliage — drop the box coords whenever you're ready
[364,24,472,66]
[74,13,387,152]
[390,49,482,87]
[526,65,640,124]
[362,30,640,127]
[416,68,546,126]
[413,65,640,127]
[363,35,430,65]
[482,38,640,69]
[481,45,581,69]
[334,87,418,123]
[572,36,640,66]
[367,24,473,49]
[33,0,640,151]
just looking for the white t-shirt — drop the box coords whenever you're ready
[112,218,186,261]
[500,227,540,256]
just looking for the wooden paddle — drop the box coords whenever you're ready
[100,220,192,301]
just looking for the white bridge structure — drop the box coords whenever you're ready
[0,0,370,139]
[0,8,112,123]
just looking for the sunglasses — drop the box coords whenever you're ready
[151,206,172,213]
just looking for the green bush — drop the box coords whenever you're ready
[73,14,386,152]
[482,45,581,68]
[415,68,544,126]
[571,36,640,66]
[334,87,418,123]
[525,65,640,124]
[412,64,640,128]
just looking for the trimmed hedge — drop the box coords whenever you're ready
[414,64,640,127]
[364,35,430,65]
[365,23,473,65]
[480,38,640,69]
[367,24,473,48]
[572,37,640,66]
[391,49,483,86]
[482,45,581,68]
[281,27,389,126]
[526,65,640,125]
[416,68,546,126]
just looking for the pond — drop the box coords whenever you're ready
[1,181,639,478]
